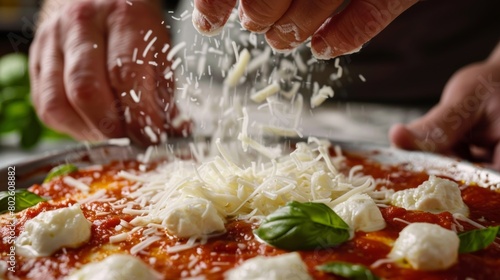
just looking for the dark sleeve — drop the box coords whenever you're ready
[163,0,180,12]
[327,0,500,105]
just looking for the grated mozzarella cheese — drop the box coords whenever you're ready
[114,138,390,255]
[250,82,280,103]
[310,85,334,108]
[224,49,251,88]
[62,176,90,193]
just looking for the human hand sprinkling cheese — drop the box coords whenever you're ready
[192,0,418,59]
[390,42,500,171]
[30,0,190,146]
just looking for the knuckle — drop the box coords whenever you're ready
[108,62,157,92]
[240,0,275,22]
[34,92,63,127]
[66,72,100,103]
[65,1,96,23]
[351,1,389,41]
[198,0,235,12]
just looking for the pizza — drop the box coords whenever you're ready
[1,138,499,280]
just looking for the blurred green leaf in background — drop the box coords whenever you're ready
[0,52,70,149]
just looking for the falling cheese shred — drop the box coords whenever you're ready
[250,83,281,103]
[310,85,334,108]
[224,49,251,88]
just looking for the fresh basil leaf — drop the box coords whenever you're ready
[316,262,379,280]
[0,189,46,214]
[0,53,29,88]
[0,99,31,134]
[44,163,78,183]
[254,201,350,250]
[458,226,500,253]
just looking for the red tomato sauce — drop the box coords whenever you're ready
[1,154,500,280]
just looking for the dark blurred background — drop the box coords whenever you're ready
[0,0,37,56]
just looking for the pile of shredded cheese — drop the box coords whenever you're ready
[114,137,394,254]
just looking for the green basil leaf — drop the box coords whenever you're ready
[316,262,379,280]
[254,201,350,250]
[44,163,78,183]
[0,53,29,88]
[458,226,500,253]
[0,100,31,133]
[0,189,46,214]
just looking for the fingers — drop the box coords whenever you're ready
[192,0,418,58]
[388,106,473,154]
[60,1,125,140]
[30,19,91,140]
[193,0,237,36]
[264,0,345,52]
[390,62,500,162]
[389,71,477,153]
[311,0,417,59]
[238,0,292,33]
[107,0,184,146]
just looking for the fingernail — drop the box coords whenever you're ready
[311,35,334,60]
[239,10,269,34]
[265,27,297,54]
[312,35,364,59]
[192,8,223,37]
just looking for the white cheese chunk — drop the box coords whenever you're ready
[388,222,459,271]
[16,204,91,257]
[225,252,312,280]
[67,254,161,280]
[333,193,386,234]
[164,198,225,238]
[391,175,468,215]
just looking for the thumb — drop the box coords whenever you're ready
[389,101,478,154]
[390,63,489,154]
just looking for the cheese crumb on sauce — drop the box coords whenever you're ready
[16,204,91,257]
[67,254,161,280]
[391,175,468,216]
[333,193,386,236]
[224,252,312,280]
[388,222,459,271]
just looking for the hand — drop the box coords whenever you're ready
[30,0,189,146]
[390,43,500,170]
[192,0,418,58]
